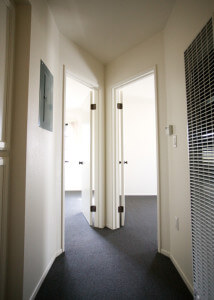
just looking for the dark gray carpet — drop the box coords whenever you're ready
[36,192,193,300]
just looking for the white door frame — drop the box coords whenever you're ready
[61,66,102,251]
[111,66,161,252]
[0,0,15,298]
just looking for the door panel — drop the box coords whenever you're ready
[92,89,99,227]
[115,89,125,227]
[81,92,92,225]
[119,91,125,226]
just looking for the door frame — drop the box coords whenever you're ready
[0,0,15,298]
[61,66,102,251]
[111,66,161,252]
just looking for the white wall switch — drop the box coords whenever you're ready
[175,216,179,230]
[173,135,177,147]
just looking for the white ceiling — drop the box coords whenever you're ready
[47,0,175,64]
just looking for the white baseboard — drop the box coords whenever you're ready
[106,223,113,230]
[159,248,193,295]
[30,249,63,300]
[160,248,170,257]
[55,249,63,257]
[170,254,193,295]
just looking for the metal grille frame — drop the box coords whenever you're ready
[184,17,214,300]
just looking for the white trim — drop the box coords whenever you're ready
[106,223,113,230]
[111,66,161,252]
[170,254,193,295]
[154,65,161,253]
[160,248,170,257]
[29,249,63,300]
[65,69,99,89]
[111,68,154,90]
[61,65,66,252]
[160,248,193,295]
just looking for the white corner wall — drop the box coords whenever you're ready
[105,32,170,252]
[164,0,214,292]
[23,0,61,299]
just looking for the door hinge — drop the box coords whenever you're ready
[118,206,124,213]
[91,104,96,110]
[90,205,96,212]
[117,103,123,109]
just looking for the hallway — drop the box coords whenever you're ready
[36,192,192,299]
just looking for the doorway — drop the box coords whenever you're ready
[61,70,100,251]
[112,69,160,250]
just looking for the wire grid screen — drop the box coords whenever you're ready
[184,18,214,300]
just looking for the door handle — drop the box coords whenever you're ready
[79,161,83,165]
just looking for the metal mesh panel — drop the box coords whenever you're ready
[184,18,214,300]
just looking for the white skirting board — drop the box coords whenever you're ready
[160,248,193,295]
[30,249,63,300]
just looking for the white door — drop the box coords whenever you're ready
[116,90,125,227]
[81,91,92,225]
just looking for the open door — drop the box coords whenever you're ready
[81,91,92,225]
[80,89,98,226]
[115,90,125,227]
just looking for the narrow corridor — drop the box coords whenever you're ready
[36,192,192,299]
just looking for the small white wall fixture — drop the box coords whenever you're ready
[111,67,161,251]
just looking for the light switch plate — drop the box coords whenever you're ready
[173,135,177,147]
[175,216,179,230]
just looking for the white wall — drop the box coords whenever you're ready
[23,0,61,299]
[163,0,214,292]
[122,76,157,195]
[105,32,170,252]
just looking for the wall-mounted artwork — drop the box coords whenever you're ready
[39,60,53,131]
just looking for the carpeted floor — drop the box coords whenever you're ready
[36,192,193,300]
